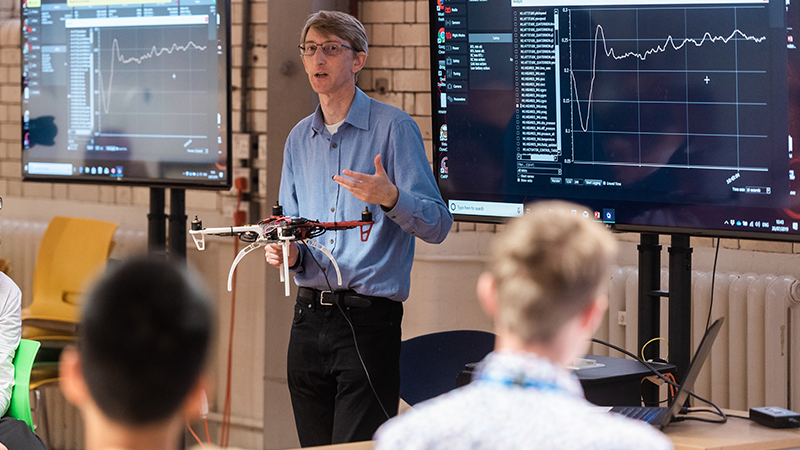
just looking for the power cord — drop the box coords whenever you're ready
[301,240,392,420]
[592,338,726,424]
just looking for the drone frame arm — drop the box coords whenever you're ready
[227,241,266,291]
[301,239,343,287]
[189,224,263,251]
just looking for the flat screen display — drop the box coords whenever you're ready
[431,0,800,241]
[21,0,231,189]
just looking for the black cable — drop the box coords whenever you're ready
[689,407,747,420]
[705,238,720,331]
[592,338,726,423]
[301,240,391,421]
[680,415,727,424]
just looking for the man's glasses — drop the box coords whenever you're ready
[298,41,355,57]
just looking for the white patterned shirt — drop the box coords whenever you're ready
[374,351,673,450]
[0,272,21,416]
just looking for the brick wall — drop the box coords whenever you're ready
[358,1,433,163]
[1,0,799,255]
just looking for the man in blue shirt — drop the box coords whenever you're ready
[264,10,453,448]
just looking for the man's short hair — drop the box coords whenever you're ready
[301,10,369,56]
[490,201,617,344]
[79,256,213,425]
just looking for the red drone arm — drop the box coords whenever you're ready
[316,221,375,242]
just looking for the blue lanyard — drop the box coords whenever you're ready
[477,374,564,393]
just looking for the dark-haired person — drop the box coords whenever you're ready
[263,10,452,447]
[59,257,213,450]
[374,202,673,450]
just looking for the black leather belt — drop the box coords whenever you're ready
[297,287,375,308]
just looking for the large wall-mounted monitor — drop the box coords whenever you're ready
[21,0,231,189]
[431,0,800,241]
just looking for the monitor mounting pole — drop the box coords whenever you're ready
[637,233,661,405]
[168,188,187,263]
[148,188,167,258]
[637,233,693,404]
[667,234,692,385]
[147,187,187,265]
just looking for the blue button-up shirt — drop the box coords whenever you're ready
[280,88,453,301]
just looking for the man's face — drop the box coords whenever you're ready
[301,28,365,97]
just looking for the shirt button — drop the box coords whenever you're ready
[329,239,334,244]
[330,207,335,212]
[332,143,338,148]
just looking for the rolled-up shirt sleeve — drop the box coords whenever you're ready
[382,118,453,244]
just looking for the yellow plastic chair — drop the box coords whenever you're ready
[20,216,116,445]
[22,216,117,345]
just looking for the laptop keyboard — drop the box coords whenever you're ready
[615,406,665,423]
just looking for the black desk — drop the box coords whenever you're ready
[577,354,676,407]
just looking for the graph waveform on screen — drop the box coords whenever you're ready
[98,38,207,114]
[570,24,766,132]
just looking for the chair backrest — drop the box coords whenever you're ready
[399,330,495,406]
[22,216,117,337]
[6,339,41,432]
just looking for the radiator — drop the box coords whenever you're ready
[593,266,800,411]
[0,218,147,450]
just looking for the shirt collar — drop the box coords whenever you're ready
[476,351,584,397]
[310,87,371,136]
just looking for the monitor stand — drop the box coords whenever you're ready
[637,233,693,405]
[147,187,187,264]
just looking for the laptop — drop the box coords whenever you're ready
[609,317,724,430]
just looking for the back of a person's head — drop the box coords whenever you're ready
[79,256,213,425]
[490,201,617,344]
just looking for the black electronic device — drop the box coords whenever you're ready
[750,406,800,428]
[20,0,231,189]
[430,0,800,241]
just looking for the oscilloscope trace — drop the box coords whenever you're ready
[97,37,208,115]
[570,22,766,133]
[565,5,772,177]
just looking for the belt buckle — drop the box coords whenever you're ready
[319,290,334,306]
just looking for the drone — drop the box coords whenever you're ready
[189,203,374,296]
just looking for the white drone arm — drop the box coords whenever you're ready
[189,224,263,251]
[227,241,267,291]
[301,239,343,287]
[280,240,291,296]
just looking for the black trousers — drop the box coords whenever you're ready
[0,417,47,450]
[287,292,403,447]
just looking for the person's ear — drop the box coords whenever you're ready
[59,346,89,408]
[580,294,608,336]
[352,51,367,74]
[182,376,210,420]
[477,272,499,319]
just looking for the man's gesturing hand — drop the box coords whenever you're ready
[333,154,399,209]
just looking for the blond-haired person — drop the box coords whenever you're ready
[374,202,673,450]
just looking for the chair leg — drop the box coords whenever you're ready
[32,387,50,448]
